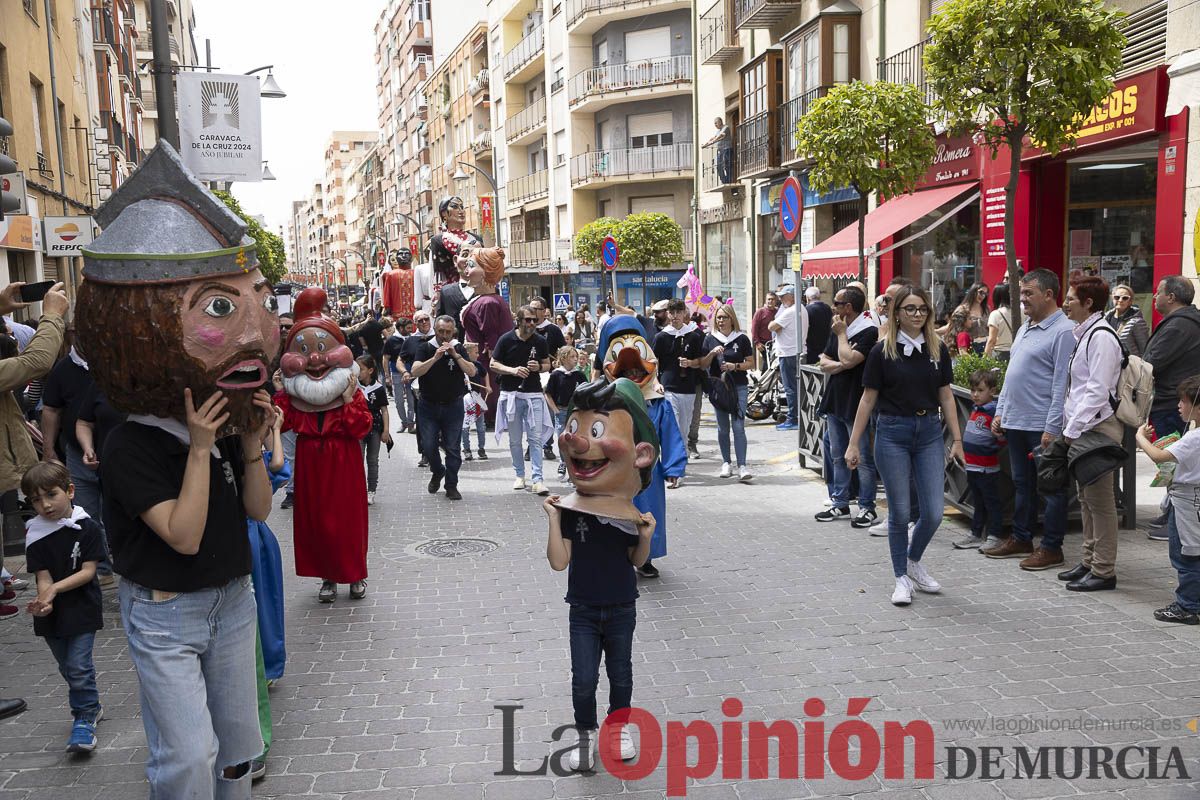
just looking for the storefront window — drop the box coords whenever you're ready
[898,200,981,324]
[704,221,749,325]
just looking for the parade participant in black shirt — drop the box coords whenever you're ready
[382,318,415,433]
[491,306,552,495]
[411,315,477,500]
[531,296,566,460]
[398,312,435,463]
[653,299,706,465]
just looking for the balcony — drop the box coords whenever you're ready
[568,55,692,114]
[700,137,738,192]
[509,169,549,205]
[877,39,933,108]
[778,86,830,165]
[468,69,489,96]
[504,97,547,145]
[735,112,779,178]
[509,238,551,269]
[681,227,695,260]
[566,0,690,36]
[733,0,801,30]
[700,3,740,65]
[571,143,693,189]
[502,26,544,83]
[471,132,493,157]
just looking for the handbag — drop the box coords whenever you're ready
[707,372,741,416]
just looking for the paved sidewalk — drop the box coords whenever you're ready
[1,409,1198,799]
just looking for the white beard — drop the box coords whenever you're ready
[283,364,358,409]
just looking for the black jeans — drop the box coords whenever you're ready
[417,397,465,489]
[967,470,1003,538]
[569,602,636,731]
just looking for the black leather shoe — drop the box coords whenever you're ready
[1067,573,1116,592]
[428,472,443,494]
[1057,562,1090,582]
[0,698,27,720]
[445,487,462,501]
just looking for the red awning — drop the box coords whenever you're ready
[802,183,977,278]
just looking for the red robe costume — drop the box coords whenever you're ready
[275,389,373,583]
[382,268,416,319]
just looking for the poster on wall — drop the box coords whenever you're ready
[1069,229,1093,258]
[1100,255,1132,286]
[177,72,264,182]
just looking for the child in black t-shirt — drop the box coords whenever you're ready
[545,346,587,481]
[22,461,106,753]
[356,356,392,505]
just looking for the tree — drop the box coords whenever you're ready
[575,214,684,305]
[213,189,287,284]
[924,0,1124,329]
[795,81,936,282]
[573,216,620,266]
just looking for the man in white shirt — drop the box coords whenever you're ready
[768,285,808,431]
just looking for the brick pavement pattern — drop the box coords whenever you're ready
[2,412,1199,799]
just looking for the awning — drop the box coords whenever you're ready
[801,182,978,278]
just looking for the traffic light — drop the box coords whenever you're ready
[0,117,19,222]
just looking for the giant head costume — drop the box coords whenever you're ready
[597,316,663,401]
[77,142,280,434]
[279,287,359,412]
[430,195,482,284]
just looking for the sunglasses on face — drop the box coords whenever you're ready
[1114,295,1132,301]
[522,317,537,323]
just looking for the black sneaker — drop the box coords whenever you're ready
[637,561,659,578]
[464,451,474,461]
[417,457,428,468]
[544,446,556,461]
[317,581,336,603]
[279,493,294,510]
[1148,529,1169,541]
[815,507,851,522]
[445,487,462,501]
[850,508,878,529]
[428,472,444,494]
[478,449,488,460]
[1154,602,1200,625]
[1147,511,1169,530]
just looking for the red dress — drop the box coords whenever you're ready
[275,392,373,583]
[382,269,415,319]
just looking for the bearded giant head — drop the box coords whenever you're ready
[76,142,281,435]
[279,287,358,411]
[597,316,663,400]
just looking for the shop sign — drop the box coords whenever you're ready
[1024,68,1164,158]
[0,215,36,251]
[42,216,95,256]
[918,133,979,188]
[759,177,856,215]
[982,187,1006,258]
[699,200,743,225]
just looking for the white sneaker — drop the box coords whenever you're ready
[906,559,941,593]
[719,462,732,478]
[869,520,889,537]
[531,482,549,496]
[891,576,914,606]
[618,727,637,760]
[512,477,527,491]
[366,491,375,506]
[738,466,753,483]
[567,734,595,771]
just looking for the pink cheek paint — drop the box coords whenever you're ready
[279,352,306,377]
[193,326,226,348]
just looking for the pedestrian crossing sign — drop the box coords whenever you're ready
[553,293,572,313]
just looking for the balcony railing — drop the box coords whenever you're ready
[735,112,778,178]
[571,143,693,186]
[510,238,551,267]
[471,132,493,155]
[877,39,933,108]
[778,85,830,164]
[502,26,544,80]
[701,136,738,192]
[568,54,692,107]
[566,0,684,29]
[733,0,800,30]
[504,97,547,143]
[700,4,740,65]
[509,169,549,205]
[468,68,490,95]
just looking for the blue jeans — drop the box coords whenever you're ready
[714,384,749,467]
[44,632,100,722]
[418,397,465,489]
[119,576,261,799]
[462,414,486,452]
[361,431,381,492]
[824,413,877,510]
[1168,503,1200,612]
[967,470,1003,538]
[281,430,297,493]
[778,355,798,424]
[65,443,111,575]
[392,369,415,429]
[553,409,569,474]
[569,602,636,731]
[873,414,946,577]
[1006,428,1066,549]
[506,395,545,483]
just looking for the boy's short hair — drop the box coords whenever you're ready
[556,345,576,365]
[22,461,71,499]
[969,369,999,391]
[666,299,687,313]
[566,378,660,491]
[1177,374,1200,402]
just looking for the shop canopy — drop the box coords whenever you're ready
[801,182,979,278]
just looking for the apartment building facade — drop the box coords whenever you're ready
[91,0,143,200]
[131,0,198,153]
[427,24,496,249]
[376,0,434,260]
[488,0,696,311]
[321,131,379,289]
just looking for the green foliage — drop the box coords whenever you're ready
[924,0,1126,158]
[952,350,1008,391]
[213,189,287,284]
[573,213,683,269]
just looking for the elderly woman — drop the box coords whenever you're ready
[461,247,514,422]
[1058,275,1123,592]
[1103,283,1150,358]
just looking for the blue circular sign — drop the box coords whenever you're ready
[779,176,802,242]
[601,236,620,271]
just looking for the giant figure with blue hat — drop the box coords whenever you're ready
[595,316,687,576]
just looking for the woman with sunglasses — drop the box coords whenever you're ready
[1103,283,1149,358]
[845,286,964,606]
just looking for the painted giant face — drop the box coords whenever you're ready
[442,197,467,229]
[603,331,661,399]
[181,271,281,391]
[279,326,357,411]
[559,408,654,498]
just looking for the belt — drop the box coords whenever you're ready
[915,409,929,416]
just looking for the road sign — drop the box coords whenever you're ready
[553,293,572,313]
[601,236,620,271]
[498,279,510,303]
[779,175,802,242]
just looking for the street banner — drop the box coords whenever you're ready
[177,72,263,182]
[480,195,494,231]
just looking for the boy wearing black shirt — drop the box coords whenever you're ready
[23,462,106,753]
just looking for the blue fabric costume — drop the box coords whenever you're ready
[250,450,290,680]
[597,316,688,559]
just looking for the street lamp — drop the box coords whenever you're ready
[453,161,501,247]
[393,212,427,254]
[261,161,276,181]
[245,66,287,99]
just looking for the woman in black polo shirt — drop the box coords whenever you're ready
[845,286,963,607]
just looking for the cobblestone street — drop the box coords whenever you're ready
[2,412,1199,799]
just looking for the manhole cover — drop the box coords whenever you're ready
[413,538,499,558]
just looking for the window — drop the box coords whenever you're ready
[833,24,850,84]
[804,31,820,93]
[597,40,608,68]
[598,199,610,218]
[554,131,566,165]
[29,79,45,158]
[742,60,767,117]
[23,0,37,23]
[631,132,672,148]
[624,27,670,63]
[556,204,568,234]
[628,112,673,148]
